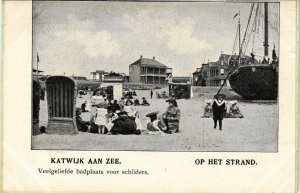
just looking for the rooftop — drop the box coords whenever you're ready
[130,56,167,68]
[103,75,124,82]
[171,76,191,83]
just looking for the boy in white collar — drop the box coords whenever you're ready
[212,94,227,130]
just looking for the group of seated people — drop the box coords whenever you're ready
[134,97,150,106]
[77,90,181,135]
[203,99,244,118]
[123,90,137,99]
[146,98,181,135]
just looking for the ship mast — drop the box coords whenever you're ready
[238,11,241,59]
[264,2,269,57]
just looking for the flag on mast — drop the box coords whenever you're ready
[37,52,40,63]
[233,12,239,19]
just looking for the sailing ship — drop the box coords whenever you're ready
[227,3,279,100]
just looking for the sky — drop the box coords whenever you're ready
[33,1,279,77]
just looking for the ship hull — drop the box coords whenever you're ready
[228,65,278,100]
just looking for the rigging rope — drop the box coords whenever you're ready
[232,24,239,55]
[241,3,254,55]
[244,3,260,55]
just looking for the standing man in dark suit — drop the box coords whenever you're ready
[150,89,153,99]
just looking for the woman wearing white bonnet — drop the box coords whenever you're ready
[228,100,244,118]
[203,99,213,118]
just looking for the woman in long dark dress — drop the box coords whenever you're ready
[212,94,226,130]
[160,99,181,134]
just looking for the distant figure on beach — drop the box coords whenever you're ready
[228,100,244,118]
[141,97,150,106]
[212,94,227,130]
[161,99,181,134]
[203,99,213,118]
[150,89,153,99]
[110,111,140,135]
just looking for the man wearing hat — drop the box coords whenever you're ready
[160,99,181,134]
[212,94,227,130]
[146,111,165,135]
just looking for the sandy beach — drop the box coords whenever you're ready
[32,86,278,152]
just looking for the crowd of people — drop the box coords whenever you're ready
[76,88,245,135]
[77,89,182,135]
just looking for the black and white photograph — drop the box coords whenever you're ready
[32,1,279,152]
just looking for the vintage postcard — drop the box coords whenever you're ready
[2,0,298,192]
[31,1,279,152]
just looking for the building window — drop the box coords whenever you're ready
[221,61,224,65]
[220,69,224,75]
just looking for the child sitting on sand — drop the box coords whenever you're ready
[141,97,150,106]
[228,100,244,118]
[203,99,213,118]
[134,98,140,106]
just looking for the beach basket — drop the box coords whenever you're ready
[46,76,78,134]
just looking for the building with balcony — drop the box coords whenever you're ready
[129,56,172,84]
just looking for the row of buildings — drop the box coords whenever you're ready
[192,53,231,86]
[128,53,231,87]
[89,53,232,87]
